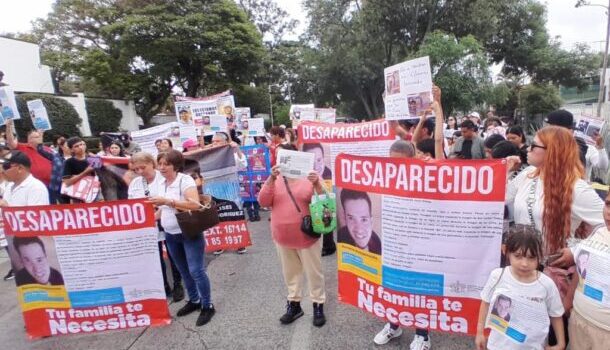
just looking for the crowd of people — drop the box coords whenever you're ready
[0,85,609,349]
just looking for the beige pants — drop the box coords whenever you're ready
[275,239,326,304]
[569,310,610,350]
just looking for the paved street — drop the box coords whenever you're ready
[0,212,473,349]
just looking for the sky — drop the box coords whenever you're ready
[0,0,607,51]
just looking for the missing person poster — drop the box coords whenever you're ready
[238,145,271,202]
[384,56,433,121]
[240,118,265,137]
[277,149,315,179]
[335,155,505,335]
[175,91,236,135]
[26,99,52,131]
[3,200,171,339]
[130,122,181,156]
[574,114,605,146]
[235,107,252,132]
[298,119,397,186]
[0,86,21,121]
[184,146,252,251]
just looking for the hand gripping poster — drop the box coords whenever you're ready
[3,200,171,339]
[335,155,505,335]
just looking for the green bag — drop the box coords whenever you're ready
[309,189,337,234]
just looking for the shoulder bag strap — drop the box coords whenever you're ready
[283,176,303,216]
[527,177,538,228]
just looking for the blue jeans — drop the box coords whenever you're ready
[164,233,211,307]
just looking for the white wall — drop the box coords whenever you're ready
[0,37,54,94]
[106,99,142,131]
[56,93,92,136]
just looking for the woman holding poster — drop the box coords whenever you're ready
[258,144,327,328]
[148,150,216,327]
[506,126,604,346]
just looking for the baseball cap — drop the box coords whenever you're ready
[2,150,31,169]
[544,110,574,129]
[182,138,198,149]
[469,112,481,119]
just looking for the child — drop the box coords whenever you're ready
[564,192,610,349]
[475,225,565,350]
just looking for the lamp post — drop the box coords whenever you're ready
[576,0,610,119]
[268,84,275,126]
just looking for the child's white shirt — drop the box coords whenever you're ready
[480,267,564,350]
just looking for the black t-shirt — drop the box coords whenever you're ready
[461,140,473,159]
[63,157,89,177]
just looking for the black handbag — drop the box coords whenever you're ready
[283,177,320,238]
[175,198,220,240]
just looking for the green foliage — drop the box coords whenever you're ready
[521,83,562,117]
[416,32,492,115]
[86,99,123,135]
[14,94,82,142]
[272,104,291,127]
[233,84,270,116]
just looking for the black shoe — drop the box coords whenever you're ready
[195,304,215,326]
[164,284,172,297]
[280,301,304,324]
[172,283,185,302]
[237,247,247,254]
[321,247,336,257]
[313,303,326,327]
[176,301,201,317]
[3,269,14,281]
[253,215,261,221]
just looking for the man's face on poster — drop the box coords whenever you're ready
[180,110,191,123]
[344,198,373,249]
[577,253,589,271]
[496,298,511,317]
[223,106,233,115]
[309,147,325,176]
[18,243,51,284]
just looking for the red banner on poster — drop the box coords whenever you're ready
[298,119,396,144]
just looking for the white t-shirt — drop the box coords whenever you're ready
[128,170,165,241]
[4,174,49,206]
[481,267,564,350]
[570,226,610,331]
[157,173,197,235]
[506,166,604,241]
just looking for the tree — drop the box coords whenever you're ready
[416,32,492,115]
[301,0,599,119]
[28,0,265,125]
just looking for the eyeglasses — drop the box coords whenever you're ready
[2,162,14,170]
[529,142,547,151]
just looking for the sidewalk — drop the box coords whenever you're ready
[0,212,473,349]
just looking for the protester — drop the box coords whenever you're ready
[156,138,173,153]
[120,132,141,155]
[285,128,298,147]
[4,119,52,186]
[557,191,610,350]
[450,119,485,159]
[506,125,529,166]
[36,136,70,204]
[446,116,458,131]
[475,226,565,350]
[148,150,215,327]
[258,144,327,327]
[62,137,96,202]
[268,126,285,167]
[544,110,608,182]
[483,134,506,159]
[108,141,127,157]
[182,138,200,153]
[0,150,49,207]
[128,152,185,302]
[506,126,604,346]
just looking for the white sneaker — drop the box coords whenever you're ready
[373,323,403,345]
[409,334,431,350]
[213,249,225,255]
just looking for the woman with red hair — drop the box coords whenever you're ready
[506,125,604,346]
